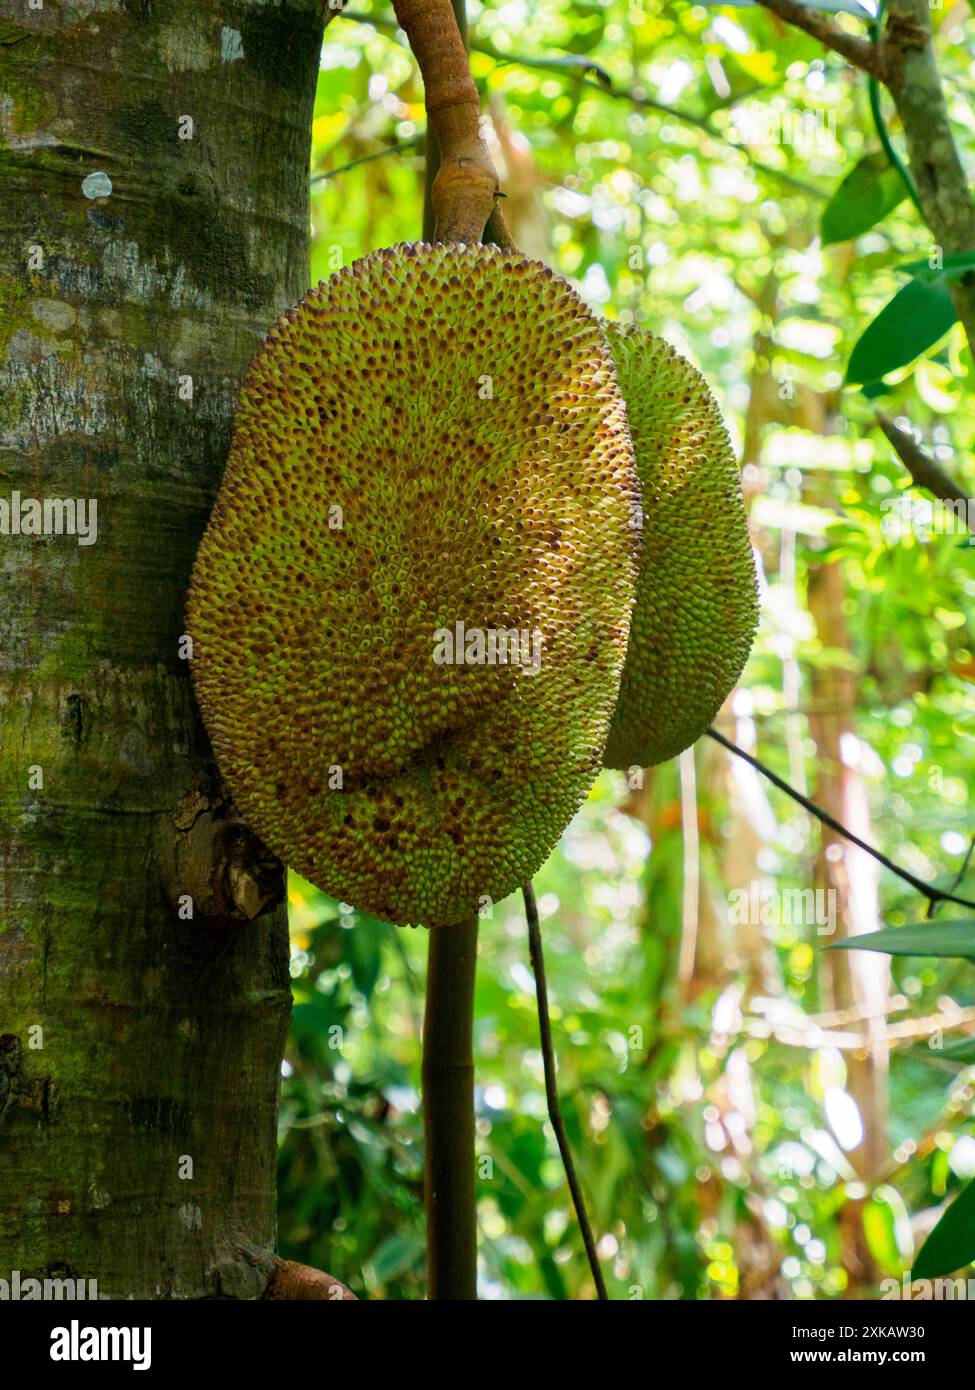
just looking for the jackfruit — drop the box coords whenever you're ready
[188,243,640,928]
[601,324,758,770]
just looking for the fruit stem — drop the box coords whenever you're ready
[422,915,479,1299]
[421,0,468,243]
[394,0,514,247]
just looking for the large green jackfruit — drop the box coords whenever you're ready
[602,324,758,770]
[188,244,640,928]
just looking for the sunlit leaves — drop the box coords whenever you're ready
[864,1187,914,1277]
[915,358,961,413]
[845,276,957,386]
[912,1179,975,1280]
[902,251,975,283]
[828,921,975,961]
[845,249,975,387]
[820,151,907,246]
[911,1034,975,1067]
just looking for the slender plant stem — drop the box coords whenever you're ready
[311,132,425,183]
[422,917,479,1300]
[706,726,975,914]
[868,1,922,215]
[415,0,481,1303]
[868,77,921,214]
[947,836,975,895]
[523,882,609,1300]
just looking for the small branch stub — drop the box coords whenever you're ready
[263,1257,357,1301]
[159,787,284,927]
[876,412,974,514]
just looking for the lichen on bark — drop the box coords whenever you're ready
[0,0,323,1298]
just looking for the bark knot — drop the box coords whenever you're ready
[160,788,285,926]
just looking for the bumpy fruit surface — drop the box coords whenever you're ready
[602,324,758,770]
[188,244,640,927]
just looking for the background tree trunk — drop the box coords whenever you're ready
[807,557,889,1289]
[0,0,322,1298]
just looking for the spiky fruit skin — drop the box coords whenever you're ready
[601,324,758,771]
[188,244,640,928]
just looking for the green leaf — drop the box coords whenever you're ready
[845,277,957,385]
[903,1032,975,1066]
[939,1035,975,1062]
[863,1195,903,1277]
[913,1179,975,1280]
[370,1232,425,1282]
[860,379,893,399]
[343,914,388,998]
[901,251,975,283]
[510,52,613,87]
[827,920,975,961]
[930,1035,975,1064]
[821,152,907,246]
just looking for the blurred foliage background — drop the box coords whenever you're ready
[276,0,975,1299]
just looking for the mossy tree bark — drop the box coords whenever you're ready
[0,1,322,1298]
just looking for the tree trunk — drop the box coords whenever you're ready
[807,539,889,1291]
[0,1,322,1299]
[883,0,975,351]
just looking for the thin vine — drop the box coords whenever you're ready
[523,882,609,1300]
